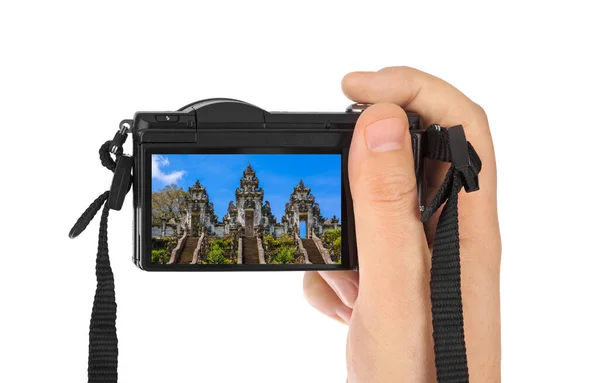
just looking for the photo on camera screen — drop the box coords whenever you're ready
[151,154,342,266]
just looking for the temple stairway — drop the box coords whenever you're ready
[177,237,199,264]
[243,237,260,264]
[301,238,325,264]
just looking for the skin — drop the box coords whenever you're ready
[303,67,501,382]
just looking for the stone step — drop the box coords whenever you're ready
[301,238,325,264]
[243,237,260,264]
[178,237,199,264]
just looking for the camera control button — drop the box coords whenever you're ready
[345,103,371,113]
[156,115,179,122]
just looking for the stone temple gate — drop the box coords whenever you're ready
[282,180,324,238]
[209,164,267,237]
[183,180,218,236]
[176,164,338,238]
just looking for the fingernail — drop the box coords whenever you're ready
[365,118,406,152]
[329,279,359,309]
[336,305,353,325]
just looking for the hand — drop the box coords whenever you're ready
[303,67,501,382]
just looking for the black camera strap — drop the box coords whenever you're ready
[69,132,131,382]
[69,124,481,383]
[421,124,481,383]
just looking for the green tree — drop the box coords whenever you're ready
[152,184,188,226]
[323,229,342,261]
[323,229,341,244]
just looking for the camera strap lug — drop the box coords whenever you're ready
[110,120,133,154]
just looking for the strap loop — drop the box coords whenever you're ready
[69,191,110,239]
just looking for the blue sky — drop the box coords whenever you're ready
[152,154,342,221]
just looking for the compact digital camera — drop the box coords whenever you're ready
[130,98,425,271]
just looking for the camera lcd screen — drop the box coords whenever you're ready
[151,154,343,266]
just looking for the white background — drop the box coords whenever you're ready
[1,1,599,382]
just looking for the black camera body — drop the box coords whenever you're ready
[132,99,424,271]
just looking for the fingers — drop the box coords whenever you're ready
[343,66,499,261]
[318,270,359,309]
[303,271,354,325]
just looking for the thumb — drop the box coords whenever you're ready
[349,102,429,282]
[347,102,435,381]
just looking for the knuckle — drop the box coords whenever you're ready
[472,102,489,121]
[378,65,414,75]
[356,168,417,206]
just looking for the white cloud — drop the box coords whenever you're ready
[152,155,185,184]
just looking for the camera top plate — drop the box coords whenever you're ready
[133,98,420,141]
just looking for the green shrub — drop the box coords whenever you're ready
[152,236,177,251]
[264,234,297,264]
[152,249,169,264]
[271,246,296,264]
[210,237,233,251]
[202,242,231,264]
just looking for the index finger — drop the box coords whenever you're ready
[342,66,488,135]
[342,66,499,262]
[342,67,494,172]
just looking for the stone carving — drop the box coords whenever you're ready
[243,199,255,209]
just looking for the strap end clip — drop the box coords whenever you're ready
[108,155,133,210]
[448,125,480,193]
